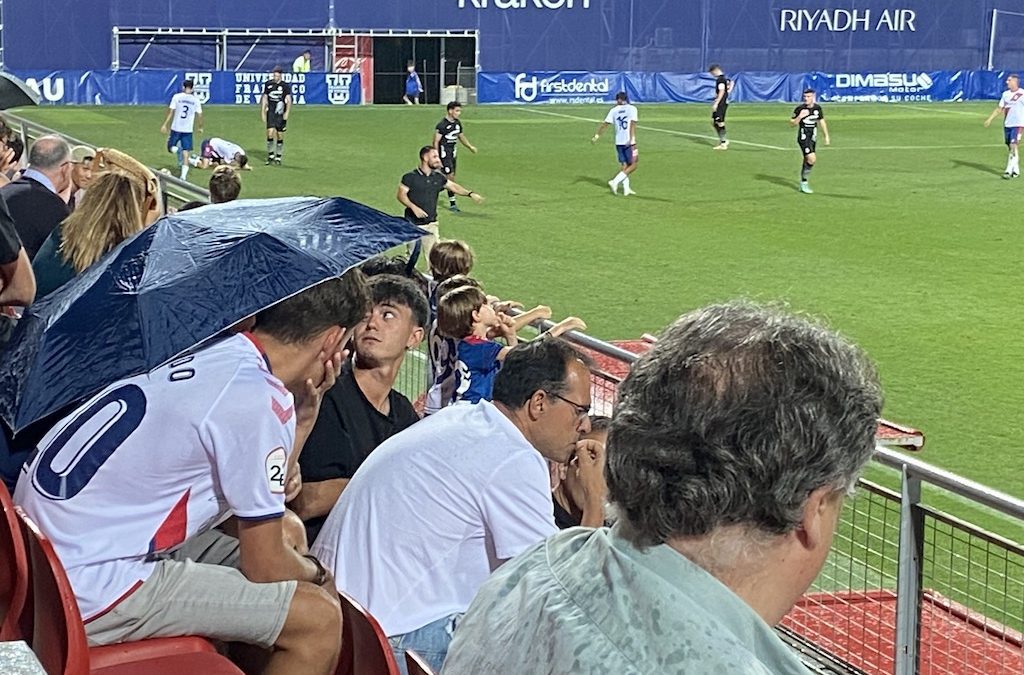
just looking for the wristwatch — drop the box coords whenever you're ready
[303,553,328,586]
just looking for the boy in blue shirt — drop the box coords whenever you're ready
[403,61,423,105]
[438,284,585,404]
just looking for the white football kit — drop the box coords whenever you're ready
[15,334,295,620]
[605,103,639,146]
[210,137,245,162]
[169,92,203,133]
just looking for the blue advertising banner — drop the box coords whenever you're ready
[479,70,1011,104]
[10,70,362,106]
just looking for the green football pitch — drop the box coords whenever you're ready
[15,101,1024,538]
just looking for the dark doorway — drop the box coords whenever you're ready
[372,36,475,105]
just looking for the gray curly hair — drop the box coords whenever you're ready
[607,301,883,548]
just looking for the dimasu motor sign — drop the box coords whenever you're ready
[779,8,917,32]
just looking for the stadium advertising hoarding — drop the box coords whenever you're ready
[6,0,1019,72]
[11,71,362,106]
[478,70,1008,104]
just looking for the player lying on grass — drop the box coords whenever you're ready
[190,137,252,171]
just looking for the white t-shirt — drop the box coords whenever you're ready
[311,400,557,637]
[1002,89,1024,127]
[605,104,639,146]
[169,92,203,133]
[14,334,295,620]
[210,137,244,162]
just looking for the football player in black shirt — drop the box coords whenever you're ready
[433,101,478,212]
[260,66,292,165]
[790,88,830,194]
[709,64,733,150]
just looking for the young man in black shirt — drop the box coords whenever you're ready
[790,88,831,194]
[433,101,478,213]
[709,64,733,151]
[260,66,293,165]
[396,146,484,258]
[293,274,429,543]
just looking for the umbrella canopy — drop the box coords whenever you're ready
[0,72,40,110]
[0,196,422,432]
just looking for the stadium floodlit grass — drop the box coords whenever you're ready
[17,101,1024,541]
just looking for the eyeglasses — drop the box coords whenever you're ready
[547,392,591,421]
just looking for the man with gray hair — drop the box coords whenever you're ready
[443,301,883,674]
[0,135,71,258]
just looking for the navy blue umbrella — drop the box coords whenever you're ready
[0,196,423,432]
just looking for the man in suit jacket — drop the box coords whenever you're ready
[1,135,71,258]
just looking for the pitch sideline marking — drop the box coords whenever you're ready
[900,104,982,117]
[519,107,789,151]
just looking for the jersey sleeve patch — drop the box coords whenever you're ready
[265,447,287,494]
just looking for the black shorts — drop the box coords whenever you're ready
[438,144,457,175]
[266,115,287,133]
[712,104,728,124]
[798,130,816,155]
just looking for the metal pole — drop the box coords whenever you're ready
[328,0,337,30]
[894,466,923,675]
[111,28,120,70]
[628,0,634,70]
[988,9,998,70]
[440,36,446,103]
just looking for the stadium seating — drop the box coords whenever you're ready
[336,591,400,675]
[405,650,438,675]
[0,481,28,640]
[16,507,243,675]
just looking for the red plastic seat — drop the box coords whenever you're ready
[0,481,28,640]
[405,649,438,675]
[335,591,400,675]
[16,507,243,675]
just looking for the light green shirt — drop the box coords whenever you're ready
[292,55,310,73]
[443,524,813,675]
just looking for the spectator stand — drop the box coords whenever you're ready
[4,112,1021,675]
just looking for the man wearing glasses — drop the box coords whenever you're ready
[311,338,606,673]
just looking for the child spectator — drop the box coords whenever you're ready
[424,241,475,414]
[209,165,241,204]
[438,284,586,404]
[403,61,423,104]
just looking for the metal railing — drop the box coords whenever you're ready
[10,110,1024,674]
[2,113,210,211]
[397,317,1024,675]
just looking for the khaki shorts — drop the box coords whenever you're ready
[85,529,297,648]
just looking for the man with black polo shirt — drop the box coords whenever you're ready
[293,275,428,543]
[396,145,484,258]
[709,64,733,150]
[433,101,478,213]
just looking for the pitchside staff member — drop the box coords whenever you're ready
[397,146,484,258]
[433,101,478,213]
[790,88,830,194]
[261,66,292,166]
[709,64,733,151]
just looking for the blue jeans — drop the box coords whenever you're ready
[388,613,462,675]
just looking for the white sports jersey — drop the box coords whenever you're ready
[605,103,638,146]
[210,137,244,162]
[169,92,202,133]
[14,334,295,620]
[1002,89,1024,127]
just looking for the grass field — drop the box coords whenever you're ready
[15,101,1024,541]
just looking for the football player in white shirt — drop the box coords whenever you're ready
[15,271,370,674]
[985,74,1024,178]
[192,136,251,171]
[591,91,640,196]
[160,79,204,182]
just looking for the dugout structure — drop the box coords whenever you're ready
[111,27,478,104]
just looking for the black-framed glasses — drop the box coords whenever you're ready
[547,391,591,420]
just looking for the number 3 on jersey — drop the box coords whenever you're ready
[31,385,147,500]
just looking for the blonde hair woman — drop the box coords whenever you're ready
[32,168,153,298]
